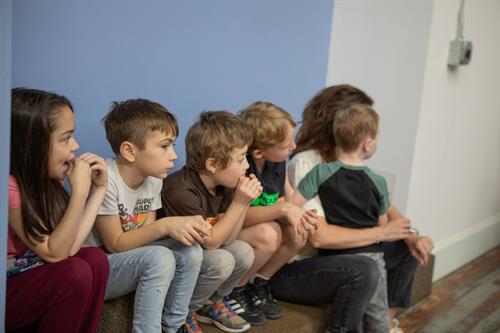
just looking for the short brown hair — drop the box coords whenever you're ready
[333,104,379,153]
[239,101,296,151]
[185,111,253,171]
[103,98,178,155]
[295,84,373,162]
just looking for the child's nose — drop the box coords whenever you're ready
[71,137,80,152]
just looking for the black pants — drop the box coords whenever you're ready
[270,254,379,333]
[382,240,419,308]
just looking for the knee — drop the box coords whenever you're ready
[353,256,380,292]
[204,250,235,281]
[282,227,307,251]
[175,243,203,272]
[232,240,255,272]
[253,222,282,253]
[58,257,94,294]
[77,247,110,279]
[143,246,176,280]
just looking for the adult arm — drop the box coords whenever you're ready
[388,206,434,266]
[289,152,409,250]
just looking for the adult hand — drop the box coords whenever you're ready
[299,209,318,237]
[406,234,434,266]
[379,217,411,241]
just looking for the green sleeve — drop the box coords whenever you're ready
[298,163,340,200]
[366,171,390,214]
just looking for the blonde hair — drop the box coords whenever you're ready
[239,101,296,151]
[185,111,253,171]
[333,104,379,153]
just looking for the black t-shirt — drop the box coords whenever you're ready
[299,161,389,255]
[246,156,286,206]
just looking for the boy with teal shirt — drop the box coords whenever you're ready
[293,104,391,332]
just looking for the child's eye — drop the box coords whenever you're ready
[162,144,171,149]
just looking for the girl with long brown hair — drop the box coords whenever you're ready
[6,88,109,333]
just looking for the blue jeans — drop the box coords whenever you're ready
[105,240,202,333]
[381,240,419,308]
[269,254,379,333]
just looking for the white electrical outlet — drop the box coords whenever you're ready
[448,39,473,67]
[448,0,472,68]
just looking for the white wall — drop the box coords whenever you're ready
[328,0,500,281]
[326,0,434,211]
[406,0,500,280]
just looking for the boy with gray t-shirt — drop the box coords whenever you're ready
[87,99,210,333]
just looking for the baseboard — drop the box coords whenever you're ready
[432,213,500,282]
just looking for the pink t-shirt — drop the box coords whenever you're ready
[8,176,29,259]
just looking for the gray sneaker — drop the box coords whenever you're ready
[197,300,251,333]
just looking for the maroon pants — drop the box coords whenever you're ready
[6,247,109,333]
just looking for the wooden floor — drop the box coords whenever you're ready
[399,246,500,333]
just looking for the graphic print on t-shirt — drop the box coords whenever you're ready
[118,197,154,231]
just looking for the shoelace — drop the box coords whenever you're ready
[222,297,238,317]
[210,302,236,319]
[253,280,274,303]
[185,312,202,333]
[232,287,255,309]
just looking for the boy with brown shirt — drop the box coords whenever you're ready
[161,111,264,333]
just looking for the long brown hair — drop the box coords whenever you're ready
[10,88,74,243]
[294,84,374,162]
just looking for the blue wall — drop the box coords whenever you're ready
[1,0,12,327]
[12,0,333,167]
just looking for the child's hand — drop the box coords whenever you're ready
[163,215,212,246]
[299,209,318,237]
[279,202,305,227]
[79,152,108,189]
[234,174,263,205]
[66,157,92,196]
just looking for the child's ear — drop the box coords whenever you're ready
[250,148,264,160]
[205,157,217,174]
[362,137,374,153]
[120,141,137,162]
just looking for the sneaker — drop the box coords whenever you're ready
[389,318,405,333]
[226,286,266,326]
[176,312,203,333]
[197,301,251,333]
[250,277,282,319]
